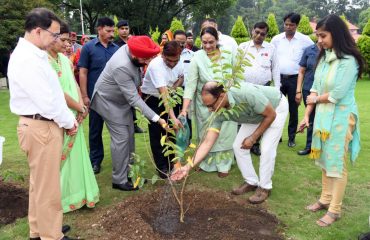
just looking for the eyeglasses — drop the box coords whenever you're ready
[254,30,267,37]
[205,96,220,111]
[41,28,60,40]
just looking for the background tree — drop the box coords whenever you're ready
[297,15,313,35]
[357,19,370,75]
[230,16,249,45]
[169,17,185,33]
[358,8,370,31]
[149,26,161,44]
[266,13,279,42]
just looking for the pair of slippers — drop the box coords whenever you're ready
[306,201,340,227]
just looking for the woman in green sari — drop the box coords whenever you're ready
[47,22,99,213]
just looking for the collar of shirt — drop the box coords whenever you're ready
[249,40,267,49]
[93,37,117,48]
[19,38,47,59]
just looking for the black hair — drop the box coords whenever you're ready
[97,17,115,28]
[201,81,225,98]
[162,41,182,57]
[186,32,193,38]
[173,30,186,39]
[201,18,217,26]
[316,14,365,78]
[25,8,61,32]
[60,21,69,34]
[200,26,219,41]
[283,12,301,25]
[253,22,269,32]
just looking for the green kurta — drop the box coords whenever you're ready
[49,53,99,213]
[184,47,237,172]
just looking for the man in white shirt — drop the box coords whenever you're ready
[201,18,238,56]
[238,21,280,156]
[271,12,313,148]
[141,41,184,178]
[8,8,77,240]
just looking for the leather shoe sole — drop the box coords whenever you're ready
[297,149,310,155]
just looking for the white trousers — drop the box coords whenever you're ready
[233,96,288,189]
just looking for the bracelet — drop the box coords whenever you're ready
[296,91,301,94]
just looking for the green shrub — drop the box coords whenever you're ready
[357,19,370,75]
[266,13,279,42]
[149,26,161,44]
[169,17,185,33]
[195,36,201,48]
[230,16,249,45]
[297,15,313,35]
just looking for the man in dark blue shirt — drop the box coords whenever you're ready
[295,43,320,155]
[78,17,119,174]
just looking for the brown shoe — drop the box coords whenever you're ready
[248,187,270,204]
[231,182,257,195]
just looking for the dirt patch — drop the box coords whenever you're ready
[0,180,28,225]
[85,186,283,240]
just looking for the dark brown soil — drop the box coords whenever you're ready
[88,186,283,240]
[0,180,28,225]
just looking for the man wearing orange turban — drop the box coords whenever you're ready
[90,36,167,191]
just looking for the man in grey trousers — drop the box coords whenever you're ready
[91,36,167,191]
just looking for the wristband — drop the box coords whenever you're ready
[296,91,301,94]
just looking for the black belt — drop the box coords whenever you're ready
[22,114,53,121]
[280,74,298,79]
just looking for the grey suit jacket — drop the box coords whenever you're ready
[91,45,158,125]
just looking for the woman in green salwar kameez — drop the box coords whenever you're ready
[47,22,99,213]
[180,26,237,177]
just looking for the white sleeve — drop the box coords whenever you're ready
[146,64,167,88]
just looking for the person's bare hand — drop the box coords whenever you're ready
[66,120,79,136]
[241,136,254,149]
[170,165,191,181]
[297,117,309,133]
[295,93,302,105]
[82,96,90,108]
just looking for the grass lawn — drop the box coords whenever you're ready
[0,78,369,240]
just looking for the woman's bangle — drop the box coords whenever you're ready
[296,91,301,94]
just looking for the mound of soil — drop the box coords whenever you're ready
[93,186,283,240]
[0,181,28,225]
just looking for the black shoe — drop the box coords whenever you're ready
[128,177,148,184]
[134,125,144,133]
[297,148,310,155]
[250,144,261,156]
[30,238,41,240]
[279,138,282,143]
[62,225,71,234]
[92,165,101,174]
[112,182,139,191]
[288,140,296,148]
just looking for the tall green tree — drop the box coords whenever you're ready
[297,15,313,35]
[230,16,249,44]
[266,13,279,42]
[0,0,57,53]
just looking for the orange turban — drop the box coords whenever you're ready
[127,36,160,58]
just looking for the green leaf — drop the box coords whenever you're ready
[160,135,166,146]
[151,175,159,185]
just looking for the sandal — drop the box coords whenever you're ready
[316,211,340,227]
[306,201,329,212]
